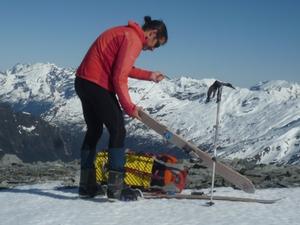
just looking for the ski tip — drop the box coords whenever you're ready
[246,186,256,194]
[240,182,256,194]
[243,187,255,194]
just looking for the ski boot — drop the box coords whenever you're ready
[79,167,106,198]
[107,170,142,201]
[79,146,105,198]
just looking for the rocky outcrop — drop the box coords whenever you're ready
[0,155,79,189]
[186,158,300,189]
[1,156,300,191]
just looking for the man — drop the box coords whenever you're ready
[75,16,168,200]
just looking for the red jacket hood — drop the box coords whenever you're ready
[128,21,147,45]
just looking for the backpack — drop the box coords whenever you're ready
[150,154,188,193]
[95,150,188,193]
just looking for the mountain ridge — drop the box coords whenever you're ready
[1,63,299,164]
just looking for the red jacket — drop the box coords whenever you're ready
[76,21,152,116]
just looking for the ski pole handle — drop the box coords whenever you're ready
[206,80,235,103]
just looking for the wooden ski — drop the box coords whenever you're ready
[138,110,255,194]
[143,193,279,204]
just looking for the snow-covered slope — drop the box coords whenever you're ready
[1,63,300,164]
[0,182,299,225]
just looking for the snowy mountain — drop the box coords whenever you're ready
[1,63,300,164]
[0,63,79,126]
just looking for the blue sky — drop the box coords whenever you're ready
[1,0,299,87]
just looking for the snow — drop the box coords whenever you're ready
[1,63,300,164]
[18,125,36,133]
[127,78,300,164]
[0,182,299,225]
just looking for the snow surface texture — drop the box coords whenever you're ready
[1,63,300,164]
[0,182,299,225]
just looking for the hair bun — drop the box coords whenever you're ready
[144,16,152,24]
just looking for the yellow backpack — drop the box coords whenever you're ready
[95,150,188,193]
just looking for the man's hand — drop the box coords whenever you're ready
[132,105,143,120]
[150,71,165,83]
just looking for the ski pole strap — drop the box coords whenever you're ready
[205,80,235,103]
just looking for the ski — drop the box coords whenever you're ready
[55,185,279,204]
[138,110,256,194]
[143,192,280,204]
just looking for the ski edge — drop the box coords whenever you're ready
[143,193,281,204]
[54,185,281,204]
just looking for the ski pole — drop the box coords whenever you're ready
[208,85,222,206]
[205,80,235,206]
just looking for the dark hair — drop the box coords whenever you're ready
[142,16,168,44]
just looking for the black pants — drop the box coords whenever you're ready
[75,77,126,169]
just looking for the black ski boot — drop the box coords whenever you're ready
[79,167,105,198]
[79,146,105,198]
[107,170,142,201]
